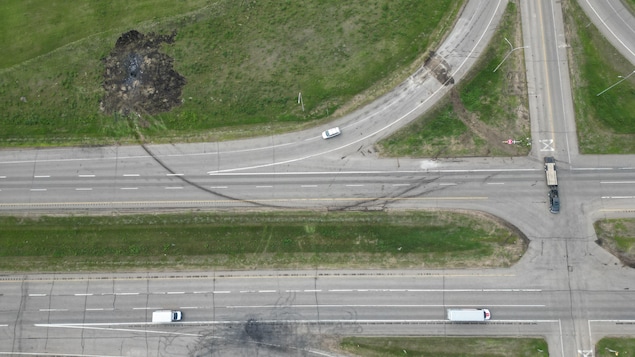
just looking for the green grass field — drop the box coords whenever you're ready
[564,0,635,154]
[339,337,549,357]
[0,0,210,69]
[0,210,525,272]
[596,337,635,357]
[378,2,530,158]
[594,218,635,266]
[0,0,463,146]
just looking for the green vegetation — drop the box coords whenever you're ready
[0,0,463,146]
[596,337,635,357]
[0,211,525,272]
[0,0,209,69]
[379,100,469,157]
[340,336,548,357]
[594,218,635,266]
[378,1,530,158]
[563,0,635,154]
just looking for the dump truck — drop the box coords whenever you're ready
[544,156,558,188]
[151,310,182,323]
[447,308,491,322]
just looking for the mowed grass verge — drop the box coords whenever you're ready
[377,1,530,158]
[596,337,635,357]
[0,0,463,146]
[0,210,526,272]
[594,218,635,267]
[339,336,548,357]
[563,0,635,154]
[0,0,210,69]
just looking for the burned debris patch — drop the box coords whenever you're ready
[101,30,186,117]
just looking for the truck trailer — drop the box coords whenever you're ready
[544,156,558,188]
[447,308,491,322]
[151,310,182,323]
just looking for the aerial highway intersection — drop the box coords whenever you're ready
[1,0,635,356]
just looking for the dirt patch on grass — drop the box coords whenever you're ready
[425,52,455,86]
[101,30,186,118]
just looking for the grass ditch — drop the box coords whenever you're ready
[0,210,526,272]
[562,0,635,154]
[377,1,531,158]
[594,218,635,268]
[338,336,549,357]
[0,0,463,146]
[596,337,635,357]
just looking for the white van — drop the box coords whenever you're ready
[151,310,182,323]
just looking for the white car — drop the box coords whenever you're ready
[322,127,341,139]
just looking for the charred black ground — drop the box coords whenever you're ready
[101,30,185,118]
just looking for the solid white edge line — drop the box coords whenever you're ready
[227,304,547,309]
[585,0,635,58]
[208,169,540,176]
[35,318,559,328]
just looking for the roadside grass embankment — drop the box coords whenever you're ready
[0,210,526,272]
[0,0,463,146]
[377,1,530,158]
[594,218,635,268]
[596,337,635,357]
[0,0,210,69]
[339,336,549,357]
[563,0,635,154]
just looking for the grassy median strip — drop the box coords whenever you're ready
[0,210,525,272]
[563,0,635,154]
[378,1,530,158]
[596,337,635,357]
[339,336,549,357]
[0,0,463,146]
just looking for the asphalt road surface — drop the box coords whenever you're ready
[1,0,635,356]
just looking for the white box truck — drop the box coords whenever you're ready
[152,310,182,323]
[447,308,491,322]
